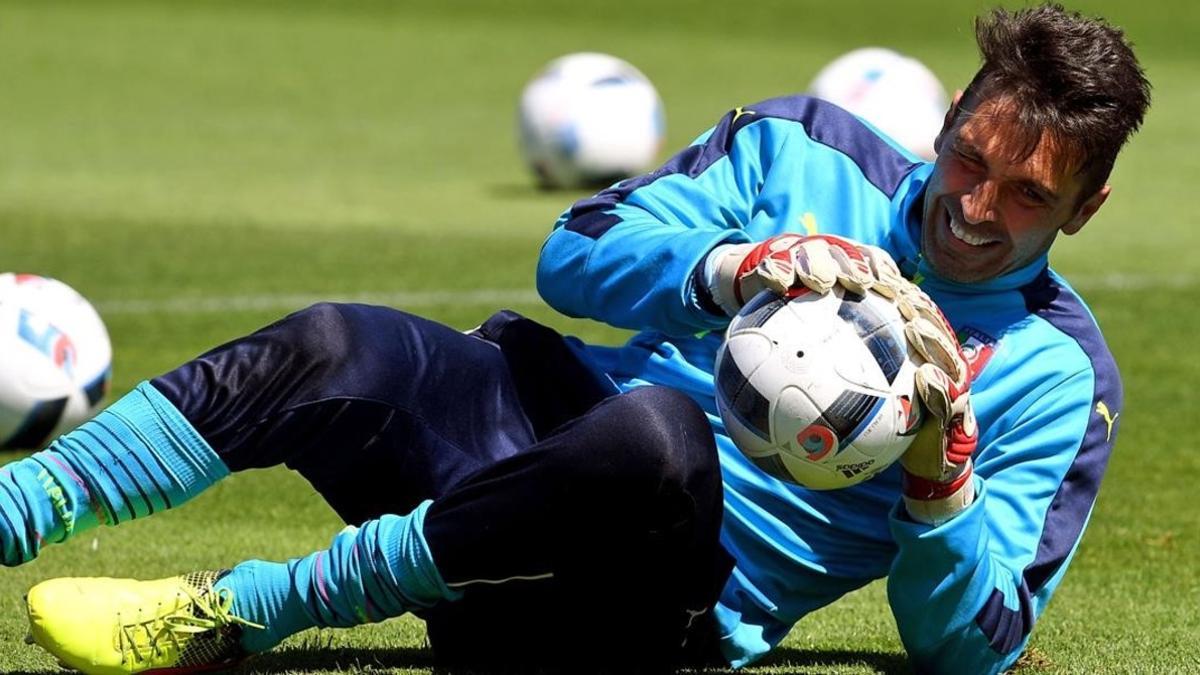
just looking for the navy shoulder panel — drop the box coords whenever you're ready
[563,95,919,239]
[1019,270,1122,593]
[745,95,919,197]
[974,585,1034,654]
[972,270,1121,652]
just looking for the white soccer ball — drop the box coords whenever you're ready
[518,52,665,188]
[715,287,925,490]
[0,274,112,449]
[808,47,949,161]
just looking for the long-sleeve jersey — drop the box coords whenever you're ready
[536,95,1122,673]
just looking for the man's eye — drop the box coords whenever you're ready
[956,150,983,169]
[1020,186,1046,205]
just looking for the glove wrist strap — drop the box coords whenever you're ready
[901,461,975,526]
[709,243,756,316]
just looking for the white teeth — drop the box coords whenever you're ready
[948,216,998,246]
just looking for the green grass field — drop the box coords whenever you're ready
[1,1,1197,672]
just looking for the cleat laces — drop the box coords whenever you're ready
[117,584,262,667]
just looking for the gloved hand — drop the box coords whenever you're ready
[895,286,979,525]
[706,234,908,316]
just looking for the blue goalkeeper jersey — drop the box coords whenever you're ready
[536,95,1122,674]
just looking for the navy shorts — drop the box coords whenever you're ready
[153,304,732,668]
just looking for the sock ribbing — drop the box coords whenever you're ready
[219,500,460,652]
[0,382,228,565]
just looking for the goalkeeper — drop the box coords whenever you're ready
[4,4,1149,674]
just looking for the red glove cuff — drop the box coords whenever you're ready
[902,462,974,501]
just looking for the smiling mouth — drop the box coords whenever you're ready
[946,209,1001,247]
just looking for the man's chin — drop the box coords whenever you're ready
[921,247,995,284]
[922,224,1006,283]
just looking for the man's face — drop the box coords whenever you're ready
[920,96,1109,283]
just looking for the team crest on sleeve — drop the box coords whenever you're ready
[957,326,997,380]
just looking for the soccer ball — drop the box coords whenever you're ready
[715,287,924,490]
[0,274,112,449]
[517,52,665,188]
[808,47,948,161]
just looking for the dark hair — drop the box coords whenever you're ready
[958,4,1151,198]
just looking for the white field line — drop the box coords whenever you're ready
[92,273,1194,317]
[96,289,543,315]
[1068,273,1196,292]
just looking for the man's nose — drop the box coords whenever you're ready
[961,181,998,224]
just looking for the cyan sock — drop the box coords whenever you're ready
[0,381,228,565]
[218,499,460,653]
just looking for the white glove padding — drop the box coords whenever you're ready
[904,363,977,479]
[897,289,968,386]
[856,244,909,300]
[707,234,898,316]
[893,285,979,525]
[900,366,978,525]
[897,285,978,476]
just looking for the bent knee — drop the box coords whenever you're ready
[274,302,359,366]
[277,302,424,369]
[589,386,718,485]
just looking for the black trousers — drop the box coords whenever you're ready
[151,304,732,669]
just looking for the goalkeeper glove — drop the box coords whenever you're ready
[705,234,908,316]
[895,286,979,525]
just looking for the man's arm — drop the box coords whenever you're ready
[888,356,1120,673]
[536,95,921,336]
[536,105,771,336]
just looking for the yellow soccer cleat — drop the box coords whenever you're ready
[26,571,263,675]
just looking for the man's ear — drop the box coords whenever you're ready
[1063,185,1111,235]
[933,90,964,156]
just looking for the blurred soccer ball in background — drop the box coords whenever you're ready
[715,287,924,490]
[518,52,665,188]
[808,47,948,161]
[0,273,111,449]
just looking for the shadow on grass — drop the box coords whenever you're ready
[229,644,911,674]
[235,645,434,673]
[730,646,911,674]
